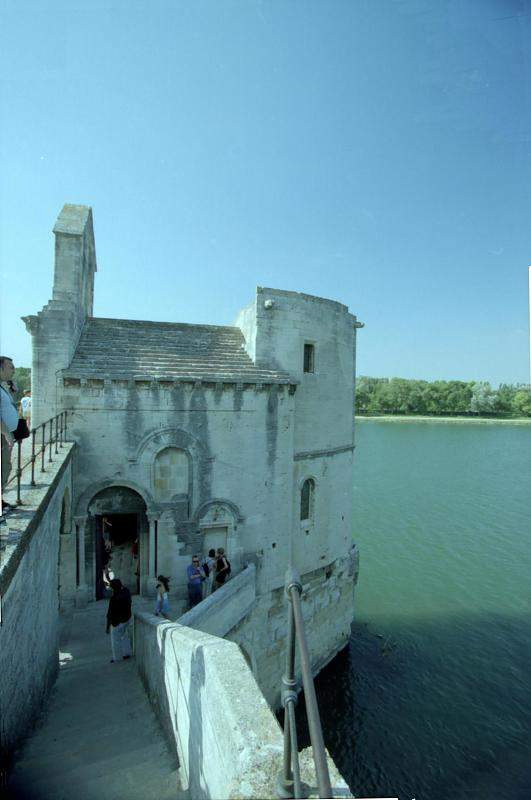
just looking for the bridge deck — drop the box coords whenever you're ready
[6,601,184,800]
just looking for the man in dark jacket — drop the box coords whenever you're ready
[106,578,132,662]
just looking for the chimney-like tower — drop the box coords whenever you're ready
[23,204,97,426]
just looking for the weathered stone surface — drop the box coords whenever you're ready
[0,445,74,768]
[66,317,295,383]
[134,608,350,799]
[6,601,183,800]
[15,204,361,796]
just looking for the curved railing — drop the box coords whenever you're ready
[3,411,70,506]
[278,568,333,799]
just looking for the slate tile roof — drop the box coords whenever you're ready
[64,317,294,384]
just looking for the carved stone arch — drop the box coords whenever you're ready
[297,473,318,491]
[192,498,244,525]
[133,427,207,466]
[135,427,208,509]
[74,478,155,518]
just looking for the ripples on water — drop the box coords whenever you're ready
[301,421,531,800]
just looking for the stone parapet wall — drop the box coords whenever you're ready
[134,610,284,799]
[0,445,74,769]
[134,605,352,799]
[226,548,359,708]
[178,563,256,636]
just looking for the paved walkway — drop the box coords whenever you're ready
[7,602,183,800]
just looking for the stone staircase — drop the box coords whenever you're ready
[6,601,184,800]
[64,317,293,383]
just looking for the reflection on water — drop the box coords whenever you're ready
[303,422,531,800]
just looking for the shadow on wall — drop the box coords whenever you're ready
[187,646,206,799]
[135,621,181,773]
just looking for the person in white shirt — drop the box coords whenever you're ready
[0,356,19,502]
[20,391,31,429]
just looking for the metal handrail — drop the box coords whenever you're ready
[2,410,69,507]
[278,568,333,799]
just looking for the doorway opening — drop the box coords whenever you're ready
[95,513,139,600]
[202,526,228,560]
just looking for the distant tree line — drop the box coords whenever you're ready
[11,367,531,417]
[355,377,531,417]
[12,367,31,402]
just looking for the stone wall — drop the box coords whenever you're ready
[0,445,74,769]
[227,548,360,708]
[178,564,256,637]
[64,381,295,601]
[134,610,284,799]
[174,552,359,713]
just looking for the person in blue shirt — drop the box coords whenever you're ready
[0,356,19,505]
[186,556,204,609]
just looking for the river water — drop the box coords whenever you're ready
[304,419,531,800]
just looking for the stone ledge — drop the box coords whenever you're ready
[62,375,297,388]
[178,563,256,637]
[0,444,75,596]
[294,443,355,461]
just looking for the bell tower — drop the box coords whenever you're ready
[23,204,97,426]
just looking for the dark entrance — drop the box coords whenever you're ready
[95,513,139,600]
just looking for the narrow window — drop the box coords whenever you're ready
[303,343,315,373]
[300,478,315,521]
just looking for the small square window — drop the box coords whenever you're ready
[303,343,315,373]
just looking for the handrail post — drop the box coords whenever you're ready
[64,410,68,440]
[278,569,305,799]
[278,601,297,798]
[41,424,46,472]
[30,428,36,486]
[59,412,64,447]
[55,415,59,454]
[15,440,22,505]
[289,585,333,799]
[48,420,53,463]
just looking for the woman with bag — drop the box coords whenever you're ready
[213,547,231,592]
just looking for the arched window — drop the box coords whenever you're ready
[300,478,315,521]
[154,447,189,500]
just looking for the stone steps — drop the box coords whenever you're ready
[6,601,184,800]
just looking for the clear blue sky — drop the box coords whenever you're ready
[1,0,530,385]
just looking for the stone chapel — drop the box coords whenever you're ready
[23,204,361,699]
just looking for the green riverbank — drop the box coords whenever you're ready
[357,414,531,425]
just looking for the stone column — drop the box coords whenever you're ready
[74,514,89,608]
[142,513,159,596]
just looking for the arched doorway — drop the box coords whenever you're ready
[88,486,147,600]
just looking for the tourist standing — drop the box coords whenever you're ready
[202,549,216,598]
[186,555,204,608]
[155,575,170,617]
[0,356,19,505]
[213,547,231,591]
[106,578,132,662]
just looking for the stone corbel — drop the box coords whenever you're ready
[22,314,39,336]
